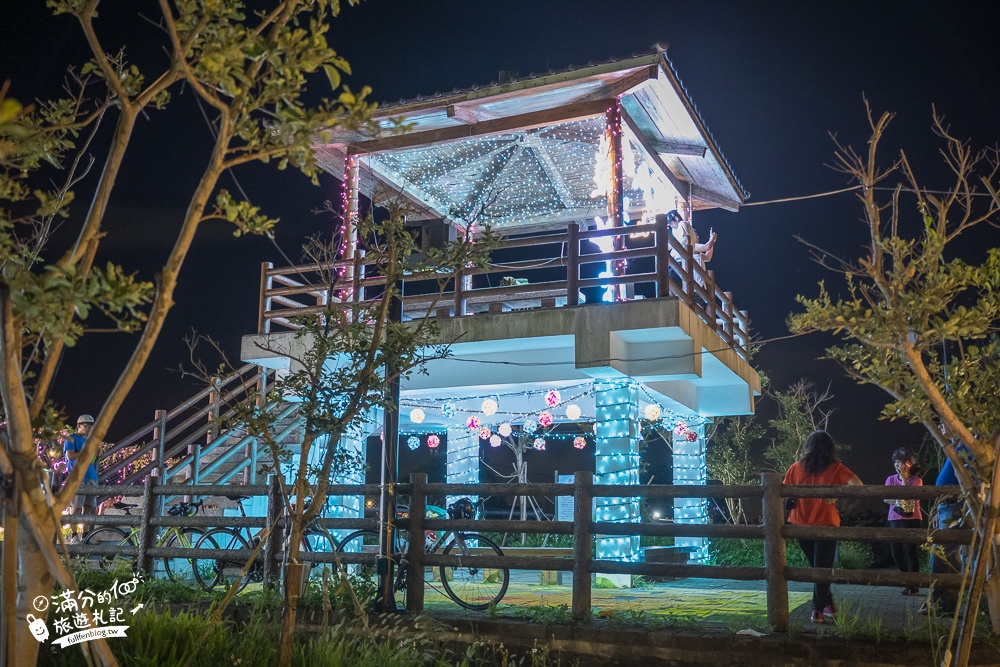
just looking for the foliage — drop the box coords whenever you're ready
[762,380,836,473]
[707,413,764,523]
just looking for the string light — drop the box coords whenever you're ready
[594,379,641,562]
[673,422,708,563]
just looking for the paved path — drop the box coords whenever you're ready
[421,572,953,636]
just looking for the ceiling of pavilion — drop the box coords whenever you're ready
[313,53,748,234]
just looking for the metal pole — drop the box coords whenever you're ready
[375,281,403,612]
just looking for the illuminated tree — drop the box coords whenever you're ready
[790,106,1000,662]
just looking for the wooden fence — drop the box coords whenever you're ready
[66,473,969,630]
[256,219,750,359]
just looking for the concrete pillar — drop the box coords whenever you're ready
[594,379,641,579]
[672,420,708,563]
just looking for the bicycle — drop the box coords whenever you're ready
[82,500,207,586]
[192,494,337,592]
[336,498,509,610]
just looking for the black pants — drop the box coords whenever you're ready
[888,518,922,573]
[798,538,837,611]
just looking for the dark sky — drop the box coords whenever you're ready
[3,1,1000,483]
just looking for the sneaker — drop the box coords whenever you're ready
[823,604,837,618]
[811,611,825,624]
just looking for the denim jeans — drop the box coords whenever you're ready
[930,500,964,610]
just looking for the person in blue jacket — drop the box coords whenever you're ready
[63,414,100,542]
[923,456,964,614]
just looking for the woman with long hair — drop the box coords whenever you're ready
[783,430,863,624]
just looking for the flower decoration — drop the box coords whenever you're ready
[427,434,440,449]
[545,389,561,408]
[538,411,553,428]
[573,436,587,450]
[409,408,425,424]
[442,403,456,419]
[406,436,420,451]
[533,437,546,451]
[478,426,492,440]
[523,419,538,433]
[489,434,502,448]
[565,404,582,420]
[674,420,688,435]
[481,398,498,416]
[467,416,481,430]
[498,423,512,438]
[685,430,699,442]
[643,404,661,421]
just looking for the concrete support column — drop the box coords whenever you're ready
[594,379,641,574]
[672,420,708,563]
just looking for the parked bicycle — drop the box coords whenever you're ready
[335,498,509,610]
[192,495,337,592]
[82,500,207,586]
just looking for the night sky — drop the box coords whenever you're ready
[3,1,1000,484]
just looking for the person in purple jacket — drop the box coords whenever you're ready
[884,447,922,595]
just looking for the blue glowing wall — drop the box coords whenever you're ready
[446,431,479,508]
[594,380,640,561]
[672,421,708,563]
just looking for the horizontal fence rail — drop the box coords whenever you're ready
[63,474,972,630]
[256,220,750,359]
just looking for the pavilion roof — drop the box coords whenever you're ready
[314,52,748,233]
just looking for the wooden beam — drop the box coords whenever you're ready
[578,65,658,103]
[649,140,707,157]
[690,184,741,212]
[446,104,500,124]
[345,98,614,156]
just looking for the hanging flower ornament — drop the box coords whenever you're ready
[442,403,456,419]
[498,423,513,438]
[534,437,546,451]
[409,408,425,424]
[523,419,538,434]
[545,389,561,408]
[481,398,498,416]
[685,430,699,442]
[643,404,661,421]
[674,420,688,435]
[489,434,502,448]
[467,416,481,430]
[565,404,582,420]
[538,411,553,428]
[427,434,440,449]
[407,436,420,451]
[573,436,587,450]
[478,426,492,440]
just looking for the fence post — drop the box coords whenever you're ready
[567,223,580,306]
[572,470,593,621]
[406,473,427,613]
[258,261,272,334]
[654,215,670,297]
[262,475,282,590]
[761,472,789,631]
[135,475,158,576]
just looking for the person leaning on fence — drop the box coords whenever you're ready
[884,447,923,596]
[782,430,863,625]
[63,414,100,542]
[921,456,966,615]
[656,209,717,290]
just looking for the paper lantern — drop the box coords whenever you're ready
[409,408,425,424]
[498,423,512,437]
[523,419,538,433]
[442,403,455,418]
[467,416,481,429]
[545,389,561,408]
[644,404,661,421]
[674,420,688,435]
[538,411,553,428]
[685,430,699,442]
[406,436,420,451]
[565,403,582,420]
[489,434,502,448]
[478,426,491,440]
[533,437,546,451]
[481,398,498,416]
[427,434,440,449]
[573,436,587,450]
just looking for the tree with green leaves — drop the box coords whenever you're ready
[762,379,836,474]
[790,106,1000,663]
[0,2,375,664]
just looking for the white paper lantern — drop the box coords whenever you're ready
[409,408,425,424]
[489,434,502,448]
[644,404,662,421]
[481,398,498,416]
[498,423,512,437]
[565,403,582,420]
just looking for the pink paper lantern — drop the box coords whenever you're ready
[538,411,553,428]
[573,436,586,450]
[427,434,440,449]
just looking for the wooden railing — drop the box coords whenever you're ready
[257,220,751,358]
[70,474,969,630]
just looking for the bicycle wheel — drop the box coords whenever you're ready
[160,528,207,586]
[335,530,381,587]
[193,529,251,593]
[82,527,134,571]
[440,533,509,610]
[301,529,336,581]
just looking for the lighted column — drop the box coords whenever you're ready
[446,431,479,508]
[672,420,708,563]
[594,380,641,564]
[325,408,378,539]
